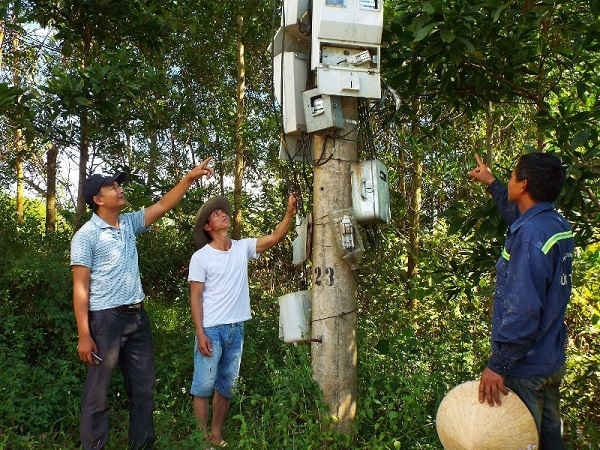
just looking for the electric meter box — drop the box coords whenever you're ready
[316,66,381,98]
[273,52,309,134]
[351,159,391,223]
[312,0,383,47]
[310,1,383,98]
[329,208,364,269]
[302,88,345,133]
[292,214,310,265]
[278,290,311,343]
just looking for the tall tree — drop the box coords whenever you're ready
[45,142,57,231]
[233,14,246,239]
[5,1,28,224]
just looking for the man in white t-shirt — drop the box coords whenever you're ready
[188,194,297,447]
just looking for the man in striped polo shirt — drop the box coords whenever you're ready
[71,157,213,449]
[468,152,574,450]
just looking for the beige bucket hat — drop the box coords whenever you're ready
[192,196,231,249]
[436,380,539,450]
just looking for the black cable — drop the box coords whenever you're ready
[313,134,338,167]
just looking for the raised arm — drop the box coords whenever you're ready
[468,153,519,225]
[256,193,298,254]
[144,157,213,227]
[72,265,96,365]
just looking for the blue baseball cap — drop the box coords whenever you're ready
[83,172,127,209]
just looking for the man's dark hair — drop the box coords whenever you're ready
[515,152,565,202]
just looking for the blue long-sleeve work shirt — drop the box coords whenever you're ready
[486,181,574,377]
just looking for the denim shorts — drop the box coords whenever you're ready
[190,322,244,399]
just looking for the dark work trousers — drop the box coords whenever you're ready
[505,367,565,450]
[80,307,155,450]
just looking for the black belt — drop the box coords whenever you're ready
[115,302,143,313]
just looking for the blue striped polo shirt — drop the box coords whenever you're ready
[70,209,147,311]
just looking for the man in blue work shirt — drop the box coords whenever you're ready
[71,157,213,449]
[468,152,574,449]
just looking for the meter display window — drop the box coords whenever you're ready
[326,0,345,6]
[359,0,379,9]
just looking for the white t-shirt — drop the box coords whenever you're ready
[188,238,259,327]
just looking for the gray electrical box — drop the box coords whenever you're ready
[273,52,309,134]
[310,0,384,99]
[351,159,391,224]
[302,88,345,133]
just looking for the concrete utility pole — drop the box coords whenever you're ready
[273,0,382,433]
[311,97,358,432]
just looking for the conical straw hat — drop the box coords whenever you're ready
[436,380,538,450]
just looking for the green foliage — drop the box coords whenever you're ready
[232,349,346,449]
[562,243,600,445]
[137,222,195,299]
[0,195,80,440]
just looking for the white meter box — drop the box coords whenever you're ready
[312,0,383,47]
[316,66,381,98]
[315,44,381,98]
[302,88,345,133]
[278,290,311,343]
[310,1,383,99]
[351,159,391,223]
[273,52,309,134]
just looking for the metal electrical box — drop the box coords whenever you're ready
[351,159,391,223]
[329,208,364,269]
[316,65,381,98]
[273,52,309,134]
[278,290,311,343]
[312,0,383,49]
[302,88,345,133]
[310,0,384,99]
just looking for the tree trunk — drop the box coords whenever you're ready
[147,131,159,189]
[46,143,58,232]
[406,155,422,282]
[397,132,406,200]
[16,146,24,224]
[311,97,358,433]
[12,22,24,224]
[394,126,407,239]
[485,100,495,168]
[75,110,89,226]
[405,100,423,302]
[216,134,225,196]
[536,19,547,153]
[536,98,545,152]
[0,18,5,70]
[232,15,245,239]
[75,27,92,227]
